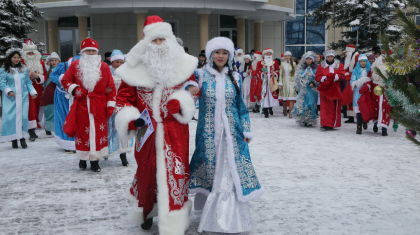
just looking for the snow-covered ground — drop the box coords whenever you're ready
[1,106,419,235]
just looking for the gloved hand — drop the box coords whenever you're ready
[167,99,180,115]
[73,87,88,98]
[128,118,145,130]
[107,107,115,119]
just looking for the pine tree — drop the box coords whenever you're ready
[307,0,405,53]
[0,0,43,66]
[380,0,420,147]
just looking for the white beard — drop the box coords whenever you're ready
[139,40,183,87]
[264,56,273,66]
[22,51,43,74]
[77,53,102,92]
[235,55,245,64]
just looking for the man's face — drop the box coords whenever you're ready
[84,50,98,55]
[199,56,205,62]
[27,52,34,56]
[152,38,166,45]
[369,58,375,64]
[327,55,335,62]
[237,53,243,57]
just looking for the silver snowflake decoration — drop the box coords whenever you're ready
[99,123,105,131]
[75,138,82,145]
[85,127,90,134]
[100,136,107,145]
[85,141,90,147]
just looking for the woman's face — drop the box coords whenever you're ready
[112,59,124,69]
[327,55,334,62]
[213,49,229,69]
[316,55,321,62]
[50,59,59,67]
[245,58,250,63]
[11,54,21,65]
[285,55,291,61]
[306,57,313,65]
[359,60,367,68]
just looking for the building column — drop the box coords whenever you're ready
[254,20,264,52]
[235,15,247,50]
[75,13,90,48]
[198,10,211,51]
[45,16,59,53]
[134,9,148,42]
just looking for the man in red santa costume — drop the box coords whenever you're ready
[315,49,345,130]
[342,44,359,123]
[113,16,198,234]
[249,51,262,113]
[61,38,116,172]
[20,38,47,141]
[255,48,280,118]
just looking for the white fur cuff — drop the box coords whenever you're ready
[107,101,116,107]
[321,76,327,82]
[334,74,339,81]
[68,84,79,97]
[243,132,254,141]
[168,90,196,124]
[4,88,12,96]
[159,200,192,235]
[30,90,38,96]
[355,77,371,88]
[36,74,45,84]
[115,106,141,142]
[59,74,65,83]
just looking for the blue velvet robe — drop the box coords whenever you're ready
[0,67,36,142]
[189,66,264,202]
[294,65,319,125]
[49,55,80,150]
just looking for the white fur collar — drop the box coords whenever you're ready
[115,53,198,88]
[206,64,228,76]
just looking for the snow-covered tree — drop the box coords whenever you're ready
[0,0,43,66]
[307,0,406,53]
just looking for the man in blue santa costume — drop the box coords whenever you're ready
[233,47,245,76]
[114,16,198,234]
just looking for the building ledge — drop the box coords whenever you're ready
[34,0,90,8]
[256,4,294,14]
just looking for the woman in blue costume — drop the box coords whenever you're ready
[350,54,371,134]
[42,52,60,135]
[106,49,133,166]
[293,51,319,126]
[0,49,37,148]
[49,55,80,153]
[189,37,264,234]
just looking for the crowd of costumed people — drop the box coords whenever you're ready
[0,15,394,235]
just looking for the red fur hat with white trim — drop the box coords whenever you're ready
[80,37,99,54]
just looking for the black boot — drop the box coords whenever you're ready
[141,218,153,231]
[263,108,269,118]
[90,161,101,172]
[363,122,368,130]
[373,123,378,133]
[344,117,355,123]
[120,153,129,166]
[79,160,87,169]
[28,128,38,141]
[268,107,273,116]
[382,127,388,136]
[342,106,348,118]
[356,124,362,134]
[320,126,332,131]
[12,140,18,149]
[252,104,260,113]
[19,138,27,149]
[316,105,320,115]
[356,113,363,134]
[45,130,52,135]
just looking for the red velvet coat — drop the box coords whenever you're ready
[113,52,198,233]
[315,60,345,128]
[61,60,116,160]
[21,59,47,129]
[255,60,280,101]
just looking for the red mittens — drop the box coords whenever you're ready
[107,107,114,119]
[74,87,88,98]
[167,99,180,115]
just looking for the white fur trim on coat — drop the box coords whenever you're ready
[80,47,99,54]
[29,90,38,96]
[243,132,254,141]
[168,90,196,124]
[159,200,192,235]
[205,37,235,62]
[35,74,45,84]
[116,53,197,89]
[352,76,370,89]
[107,101,116,107]
[115,106,140,143]
[4,88,12,96]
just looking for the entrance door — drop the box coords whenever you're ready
[219,29,238,48]
[58,28,91,61]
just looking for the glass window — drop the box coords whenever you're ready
[286,16,305,45]
[306,17,325,44]
[220,15,237,28]
[416,15,420,25]
[59,30,73,62]
[285,46,305,58]
[306,0,323,13]
[306,46,325,55]
[58,16,90,27]
[296,0,306,14]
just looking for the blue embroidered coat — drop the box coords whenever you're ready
[0,67,36,142]
[189,65,264,202]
